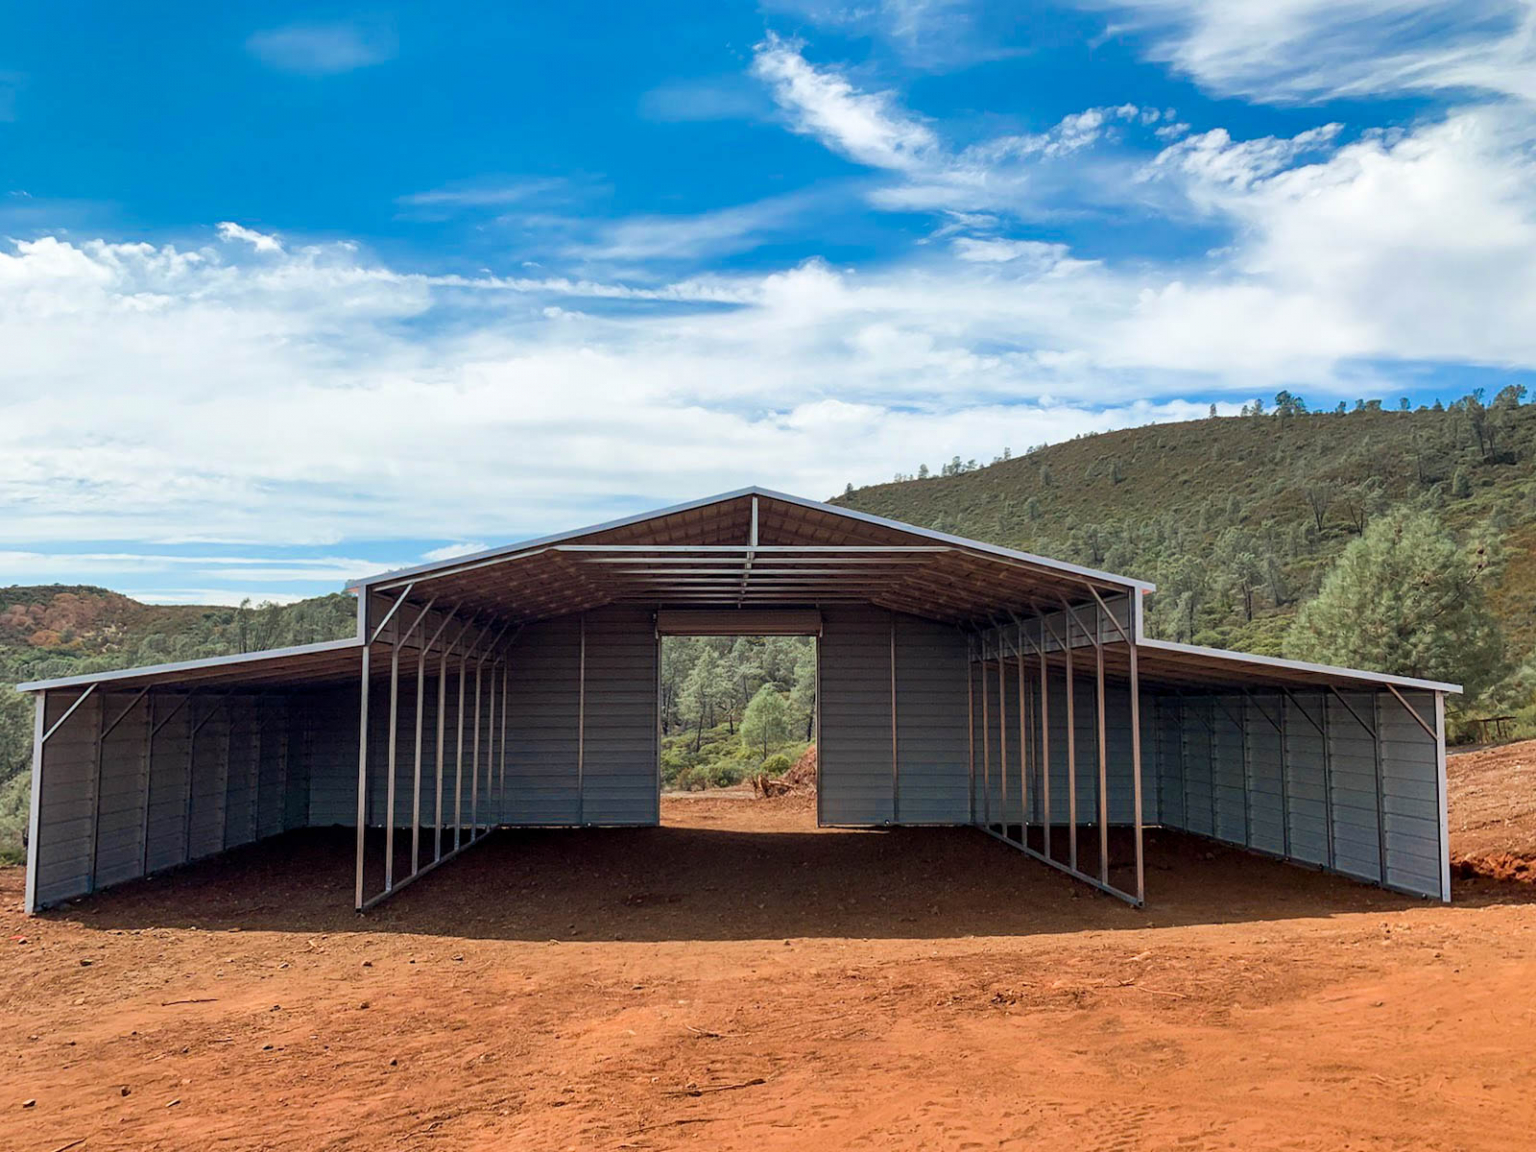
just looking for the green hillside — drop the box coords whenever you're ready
[835,393,1536,679]
[0,588,357,860]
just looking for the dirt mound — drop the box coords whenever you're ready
[752,744,816,798]
[1448,739,1536,864]
[1453,852,1536,884]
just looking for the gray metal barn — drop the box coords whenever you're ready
[18,488,1457,914]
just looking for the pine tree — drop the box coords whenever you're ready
[1284,508,1503,696]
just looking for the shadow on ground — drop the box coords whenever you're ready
[44,808,1536,943]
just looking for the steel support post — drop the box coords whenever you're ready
[966,639,976,825]
[889,612,899,823]
[138,694,156,877]
[471,663,483,838]
[435,641,448,861]
[997,639,1007,833]
[455,647,466,849]
[1435,692,1450,902]
[981,637,991,828]
[412,642,426,874]
[353,645,371,912]
[577,613,587,825]
[1094,624,1108,884]
[23,692,46,914]
[1063,615,1077,871]
[1040,635,1051,860]
[1128,637,1145,904]
[385,636,401,890]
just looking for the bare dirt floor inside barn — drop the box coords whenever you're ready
[6,751,1536,1151]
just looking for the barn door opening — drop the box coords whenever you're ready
[655,611,820,816]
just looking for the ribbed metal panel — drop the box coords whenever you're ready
[1152,687,1446,899]
[144,700,191,873]
[30,691,99,907]
[892,614,969,823]
[820,606,897,825]
[502,616,582,823]
[582,608,660,825]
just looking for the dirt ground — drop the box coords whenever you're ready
[5,787,1536,1151]
[1448,739,1536,879]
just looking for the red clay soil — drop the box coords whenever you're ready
[1448,739,1536,881]
[4,793,1536,1151]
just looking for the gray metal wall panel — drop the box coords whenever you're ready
[893,615,970,823]
[1179,698,1215,838]
[503,616,583,824]
[221,696,260,851]
[1282,692,1329,867]
[1244,695,1287,855]
[144,702,191,873]
[31,691,100,907]
[582,608,660,826]
[1378,690,1444,897]
[256,699,289,839]
[1154,695,1184,829]
[819,606,896,825]
[303,687,358,826]
[93,692,152,889]
[1210,695,1249,845]
[1326,691,1383,883]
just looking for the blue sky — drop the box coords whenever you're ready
[3,1,1536,605]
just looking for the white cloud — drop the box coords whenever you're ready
[1082,0,1536,105]
[752,34,939,172]
[421,542,489,562]
[247,21,397,76]
[216,221,284,253]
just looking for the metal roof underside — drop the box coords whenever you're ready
[15,487,1457,696]
[359,489,1149,627]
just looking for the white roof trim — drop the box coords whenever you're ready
[15,637,364,694]
[1135,636,1461,694]
[356,485,1157,594]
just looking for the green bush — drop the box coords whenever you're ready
[760,753,793,776]
[0,771,29,864]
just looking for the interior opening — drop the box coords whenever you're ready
[658,633,818,815]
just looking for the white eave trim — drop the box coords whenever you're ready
[1134,636,1461,694]
[14,637,365,694]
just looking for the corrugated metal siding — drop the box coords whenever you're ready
[893,615,969,823]
[819,606,896,825]
[1380,690,1443,896]
[1152,687,1446,899]
[503,616,582,823]
[1283,692,1330,867]
[582,608,660,825]
[93,692,151,889]
[31,691,100,907]
[144,700,191,873]
[1327,690,1384,883]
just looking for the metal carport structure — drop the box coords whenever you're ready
[18,487,1458,915]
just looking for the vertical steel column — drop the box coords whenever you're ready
[1320,696,1336,869]
[1039,637,1051,860]
[23,691,46,914]
[1128,635,1145,904]
[86,694,105,891]
[385,636,401,890]
[471,662,483,838]
[1095,622,1108,884]
[966,640,976,826]
[997,640,1007,833]
[500,661,509,827]
[411,641,426,874]
[1431,694,1443,903]
[981,636,991,828]
[1278,694,1291,857]
[889,612,899,823]
[1016,622,1027,841]
[138,694,156,877]
[577,613,587,825]
[435,639,449,861]
[353,646,371,912]
[1372,693,1388,885]
[455,643,467,849]
[1239,694,1253,846]
[1063,613,1077,872]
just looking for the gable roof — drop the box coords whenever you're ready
[350,486,1153,628]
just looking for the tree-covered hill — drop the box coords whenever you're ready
[834,393,1536,668]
